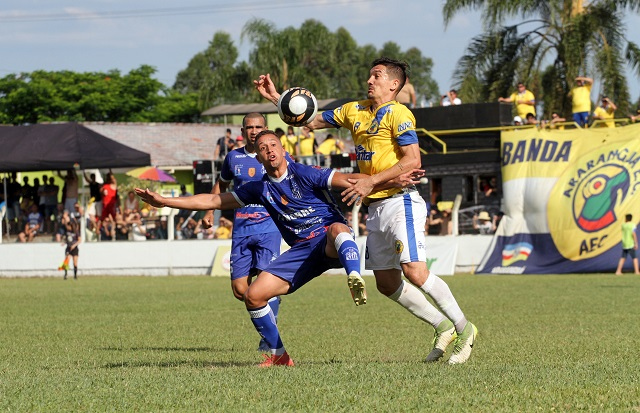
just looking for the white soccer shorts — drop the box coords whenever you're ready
[364,191,428,270]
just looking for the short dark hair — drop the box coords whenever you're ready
[626,214,633,221]
[255,130,279,144]
[243,112,266,127]
[450,89,457,94]
[371,57,408,88]
[226,128,231,133]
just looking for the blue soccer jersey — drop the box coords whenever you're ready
[231,162,347,246]
[219,147,281,237]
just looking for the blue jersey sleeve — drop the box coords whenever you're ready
[219,153,234,182]
[232,181,263,207]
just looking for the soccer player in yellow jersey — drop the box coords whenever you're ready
[254,57,478,364]
[569,76,593,127]
[499,82,536,120]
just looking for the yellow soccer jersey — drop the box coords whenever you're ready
[298,131,315,156]
[322,100,419,200]
[593,106,615,128]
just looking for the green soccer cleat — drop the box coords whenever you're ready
[448,322,478,365]
[425,319,457,362]
[347,272,367,306]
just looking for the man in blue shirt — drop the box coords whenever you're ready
[137,130,421,367]
[202,113,293,352]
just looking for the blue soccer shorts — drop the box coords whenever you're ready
[230,232,282,280]
[264,232,342,294]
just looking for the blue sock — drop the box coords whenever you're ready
[334,232,361,275]
[248,305,284,354]
[268,296,281,323]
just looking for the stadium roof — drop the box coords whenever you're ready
[201,98,354,116]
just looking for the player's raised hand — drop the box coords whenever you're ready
[253,73,280,105]
[134,188,165,208]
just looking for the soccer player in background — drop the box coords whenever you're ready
[202,112,293,352]
[254,57,478,364]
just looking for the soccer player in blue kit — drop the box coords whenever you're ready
[202,112,291,352]
[254,57,478,364]
[137,130,421,367]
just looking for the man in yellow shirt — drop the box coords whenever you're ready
[315,133,345,167]
[298,125,317,165]
[498,82,536,119]
[593,96,617,128]
[569,76,593,127]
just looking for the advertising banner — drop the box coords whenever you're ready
[477,124,640,274]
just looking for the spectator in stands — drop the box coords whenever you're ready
[155,216,168,240]
[37,174,48,219]
[281,126,299,157]
[58,169,79,213]
[215,129,235,160]
[499,82,536,120]
[100,215,114,241]
[543,112,566,129]
[24,204,42,242]
[6,172,21,233]
[396,76,417,108]
[473,211,495,235]
[631,107,640,123]
[124,190,140,214]
[569,76,593,128]
[298,126,317,165]
[233,135,245,149]
[43,177,59,234]
[100,172,118,223]
[114,211,129,241]
[214,216,233,239]
[513,116,523,126]
[593,96,617,128]
[83,172,103,217]
[525,113,538,125]
[54,204,67,242]
[129,211,147,241]
[440,89,461,106]
[315,134,345,167]
[428,208,452,236]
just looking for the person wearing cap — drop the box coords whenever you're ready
[593,96,617,128]
[569,76,593,127]
[440,89,461,106]
[513,116,523,126]
[499,82,536,120]
[233,135,245,149]
[473,211,495,234]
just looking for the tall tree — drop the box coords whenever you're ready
[444,0,640,116]
[241,18,439,102]
[173,32,250,109]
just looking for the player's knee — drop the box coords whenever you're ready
[328,222,350,238]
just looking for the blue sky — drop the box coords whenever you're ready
[1,0,639,108]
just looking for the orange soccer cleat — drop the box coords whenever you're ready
[258,352,295,368]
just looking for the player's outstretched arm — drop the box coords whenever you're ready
[202,180,230,229]
[135,188,240,211]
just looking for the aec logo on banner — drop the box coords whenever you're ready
[548,142,640,260]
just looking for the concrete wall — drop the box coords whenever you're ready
[0,235,493,278]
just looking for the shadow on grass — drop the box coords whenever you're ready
[102,360,255,368]
[97,346,228,352]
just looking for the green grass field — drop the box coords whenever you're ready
[1,273,639,412]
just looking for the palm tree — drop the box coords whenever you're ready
[444,0,640,117]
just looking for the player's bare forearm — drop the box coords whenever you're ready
[135,188,239,211]
[305,115,332,131]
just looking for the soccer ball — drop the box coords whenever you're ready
[277,87,318,126]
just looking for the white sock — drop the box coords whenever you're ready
[421,273,467,332]
[389,280,446,328]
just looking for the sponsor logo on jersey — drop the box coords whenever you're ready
[395,240,404,254]
[355,145,375,161]
[248,167,256,177]
[367,120,380,134]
